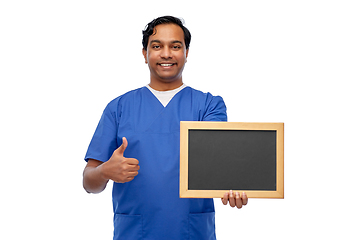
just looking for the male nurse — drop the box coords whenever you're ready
[83,16,248,240]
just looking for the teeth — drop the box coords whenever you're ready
[160,63,174,66]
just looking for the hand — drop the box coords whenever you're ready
[221,190,248,209]
[100,137,140,183]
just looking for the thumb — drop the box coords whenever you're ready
[116,137,128,156]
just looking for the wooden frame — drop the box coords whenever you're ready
[180,122,284,199]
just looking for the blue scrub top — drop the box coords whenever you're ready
[85,86,227,240]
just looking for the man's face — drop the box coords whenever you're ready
[142,23,189,89]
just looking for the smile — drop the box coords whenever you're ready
[158,63,176,67]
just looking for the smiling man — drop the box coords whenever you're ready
[83,16,247,240]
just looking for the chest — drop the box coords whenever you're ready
[118,88,204,135]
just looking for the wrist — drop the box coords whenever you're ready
[97,163,110,182]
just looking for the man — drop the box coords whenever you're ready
[83,16,247,240]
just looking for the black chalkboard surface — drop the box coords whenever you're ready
[180,122,284,199]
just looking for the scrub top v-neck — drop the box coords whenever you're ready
[146,84,187,107]
[85,86,227,240]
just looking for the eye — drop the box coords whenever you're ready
[172,45,182,50]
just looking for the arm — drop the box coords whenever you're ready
[83,159,109,194]
[83,137,140,194]
[200,95,248,208]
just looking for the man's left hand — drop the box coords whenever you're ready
[221,190,248,209]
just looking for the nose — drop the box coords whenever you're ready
[160,46,172,59]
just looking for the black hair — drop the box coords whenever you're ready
[142,16,191,50]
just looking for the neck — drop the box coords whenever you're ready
[149,78,183,91]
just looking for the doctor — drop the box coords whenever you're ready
[83,16,248,240]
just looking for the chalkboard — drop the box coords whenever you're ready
[180,122,284,199]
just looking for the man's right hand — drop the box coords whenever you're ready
[100,137,140,183]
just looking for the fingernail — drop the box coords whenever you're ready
[236,192,240,198]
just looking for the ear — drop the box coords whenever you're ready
[142,48,148,64]
[185,48,189,63]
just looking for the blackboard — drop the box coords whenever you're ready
[180,122,284,199]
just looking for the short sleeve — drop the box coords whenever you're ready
[203,95,227,122]
[84,100,119,162]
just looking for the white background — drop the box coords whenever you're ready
[1,1,359,239]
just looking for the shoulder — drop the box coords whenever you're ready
[105,87,146,109]
[101,87,146,120]
[184,86,227,121]
[185,86,225,104]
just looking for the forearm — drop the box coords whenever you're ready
[83,163,109,194]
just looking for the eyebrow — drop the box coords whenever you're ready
[150,40,184,46]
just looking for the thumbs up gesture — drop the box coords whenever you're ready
[100,137,140,183]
